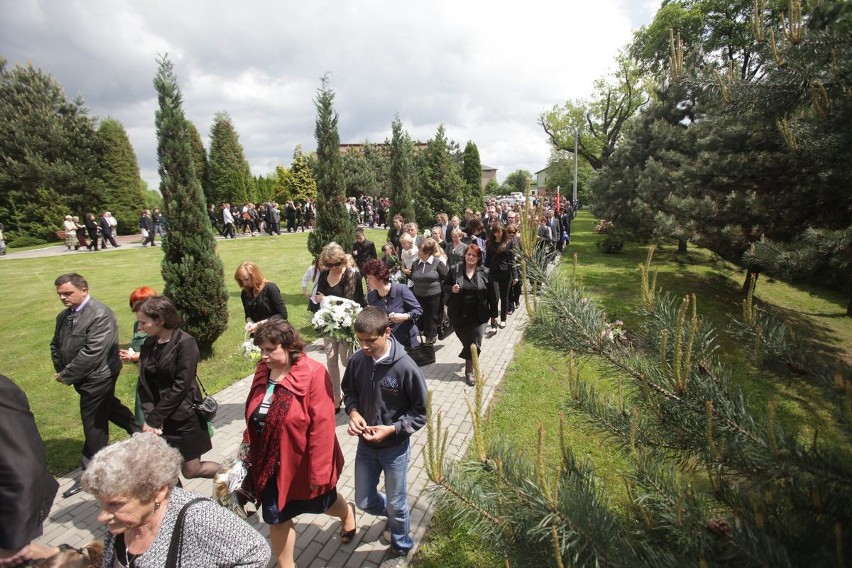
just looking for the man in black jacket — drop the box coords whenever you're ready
[0,375,59,566]
[351,228,377,273]
[50,273,137,496]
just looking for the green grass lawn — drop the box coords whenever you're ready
[414,211,851,567]
[0,228,389,474]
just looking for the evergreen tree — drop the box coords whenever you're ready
[363,142,390,197]
[208,111,253,206]
[186,121,210,203]
[388,114,416,223]
[461,141,484,211]
[0,59,105,240]
[289,146,318,204]
[342,145,377,197]
[425,250,852,566]
[97,118,145,234]
[417,125,465,227]
[153,55,228,358]
[308,76,352,257]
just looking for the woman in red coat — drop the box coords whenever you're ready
[243,317,356,568]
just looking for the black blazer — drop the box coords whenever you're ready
[241,282,288,323]
[138,329,200,429]
[0,375,58,549]
[443,265,490,324]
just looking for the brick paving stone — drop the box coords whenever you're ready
[35,303,529,567]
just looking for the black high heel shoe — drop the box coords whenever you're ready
[340,502,357,544]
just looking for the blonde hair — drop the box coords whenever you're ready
[320,242,346,266]
[234,262,267,297]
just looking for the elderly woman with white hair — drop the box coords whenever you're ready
[82,433,270,568]
[62,215,77,250]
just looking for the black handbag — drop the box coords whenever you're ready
[406,341,436,366]
[437,317,454,340]
[193,376,218,422]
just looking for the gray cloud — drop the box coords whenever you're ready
[1,0,655,191]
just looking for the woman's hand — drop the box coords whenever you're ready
[388,312,408,324]
[142,423,162,436]
[244,321,258,334]
[452,283,460,294]
[119,349,140,363]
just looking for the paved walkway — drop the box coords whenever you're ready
[35,307,529,567]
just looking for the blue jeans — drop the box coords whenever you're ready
[354,438,413,552]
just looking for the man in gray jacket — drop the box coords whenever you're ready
[50,273,137,496]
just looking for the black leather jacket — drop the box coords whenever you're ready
[50,297,122,385]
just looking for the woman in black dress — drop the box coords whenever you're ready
[314,242,365,409]
[133,295,221,479]
[84,212,99,251]
[443,243,491,386]
[485,222,517,331]
[235,261,289,334]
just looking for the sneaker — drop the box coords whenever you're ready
[380,547,409,568]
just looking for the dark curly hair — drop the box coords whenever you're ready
[362,258,390,283]
[253,316,304,364]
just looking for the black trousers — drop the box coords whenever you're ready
[74,375,137,465]
[488,269,512,321]
[415,293,442,339]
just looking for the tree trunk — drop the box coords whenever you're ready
[677,239,688,254]
[847,294,851,317]
[742,269,759,294]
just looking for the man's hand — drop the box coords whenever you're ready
[361,425,395,443]
[347,410,368,437]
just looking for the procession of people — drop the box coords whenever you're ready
[2,194,570,568]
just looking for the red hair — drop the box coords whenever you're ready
[129,286,157,308]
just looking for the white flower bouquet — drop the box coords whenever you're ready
[311,295,363,350]
[241,331,261,362]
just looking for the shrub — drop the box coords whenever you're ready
[8,236,48,248]
[597,234,625,253]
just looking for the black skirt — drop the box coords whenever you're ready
[162,413,212,461]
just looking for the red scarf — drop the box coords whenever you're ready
[252,380,295,494]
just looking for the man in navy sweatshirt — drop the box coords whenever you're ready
[342,306,427,562]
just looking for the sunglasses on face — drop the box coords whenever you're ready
[326,262,342,268]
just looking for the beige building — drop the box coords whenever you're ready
[481,165,497,191]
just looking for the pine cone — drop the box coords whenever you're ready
[706,518,731,536]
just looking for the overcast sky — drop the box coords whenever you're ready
[1,0,658,191]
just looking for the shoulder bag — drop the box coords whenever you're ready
[164,497,208,567]
[193,376,218,422]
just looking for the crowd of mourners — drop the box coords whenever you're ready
[2,193,579,568]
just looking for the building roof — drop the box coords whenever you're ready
[481,165,497,171]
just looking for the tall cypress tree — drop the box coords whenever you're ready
[208,111,253,206]
[388,114,416,223]
[461,140,484,212]
[418,125,465,226]
[153,55,228,358]
[186,121,210,204]
[98,117,145,234]
[308,76,352,257]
